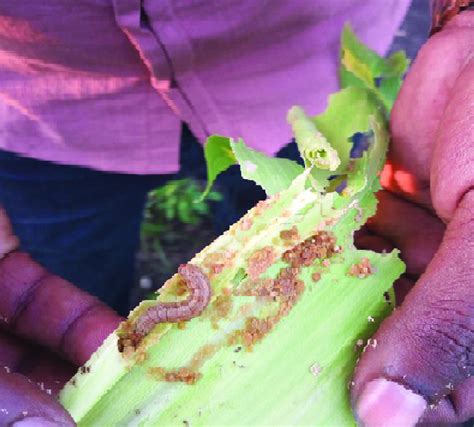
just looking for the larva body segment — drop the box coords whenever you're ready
[135,264,211,336]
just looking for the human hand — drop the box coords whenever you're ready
[0,207,123,426]
[351,11,474,426]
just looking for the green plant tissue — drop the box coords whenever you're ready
[59,25,408,426]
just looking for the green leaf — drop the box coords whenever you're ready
[340,24,409,113]
[312,86,380,175]
[202,136,304,198]
[164,203,175,221]
[60,26,406,426]
[140,222,163,237]
[206,191,223,202]
[201,136,237,199]
[341,24,386,78]
[177,199,191,224]
[378,75,403,110]
[193,203,209,216]
[60,161,404,425]
[231,139,304,196]
[341,46,375,88]
[287,106,340,171]
[60,103,400,426]
[385,51,410,77]
[340,66,366,90]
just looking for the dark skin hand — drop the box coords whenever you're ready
[352,12,474,426]
[1,13,473,427]
[0,207,122,426]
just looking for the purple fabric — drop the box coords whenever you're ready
[0,0,411,174]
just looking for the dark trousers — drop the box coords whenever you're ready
[0,126,271,315]
[0,148,172,315]
[0,118,303,315]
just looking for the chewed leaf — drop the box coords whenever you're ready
[201,135,237,199]
[231,139,304,196]
[60,25,406,427]
[287,106,340,172]
[312,87,379,175]
[202,135,304,198]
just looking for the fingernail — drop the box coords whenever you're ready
[355,378,426,427]
[12,417,59,427]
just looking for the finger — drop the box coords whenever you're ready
[0,332,75,394]
[0,370,75,426]
[366,191,444,278]
[422,377,474,424]
[390,12,474,185]
[352,190,474,426]
[20,354,75,396]
[380,161,433,211]
[431,56,474,221]
[0,206,19,259]
[0,251,123,366]
[354,229,415,304]
[354,228,394,254]
[0,330,26,370]
[392,276,415,308]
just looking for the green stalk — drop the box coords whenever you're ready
[59,26,408,426]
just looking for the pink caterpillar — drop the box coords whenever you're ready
[135,264,211,336]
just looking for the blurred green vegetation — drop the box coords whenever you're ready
[141,178,222,264]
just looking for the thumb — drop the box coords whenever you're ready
[351,190,474,426]
[0,369,75,426]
